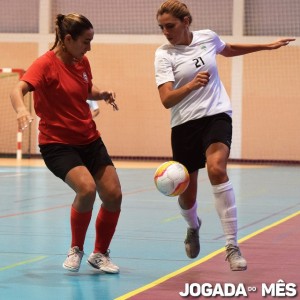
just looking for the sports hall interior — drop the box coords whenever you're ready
[0,1,299,300]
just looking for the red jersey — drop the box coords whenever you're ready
[22,51,100,145]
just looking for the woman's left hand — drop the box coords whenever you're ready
[101,91,119,111]
[268,38,296,49]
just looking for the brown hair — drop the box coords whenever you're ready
[156,0,192,24]
[50,13,93,50]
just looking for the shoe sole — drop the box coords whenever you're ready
[231,265,247,271]
[87,260,119,274]
[62,263,80,272]
[185,246,200,259]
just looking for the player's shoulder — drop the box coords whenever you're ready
[192,29,223,47]
[41,51,55,61]
[156,43,172,51]
[193,29,219,40]
[155,43,174,60]
[26,51,53,74]
[33,51,55,66]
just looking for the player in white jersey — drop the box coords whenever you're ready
[155,0,295,271]
[155,29,232,128]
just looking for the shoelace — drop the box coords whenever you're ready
[185,228,199,243]
[68,248,77,257]
[68,247,83,259]
[94,251,112,265]
[103,250,112,261]
[225,245,241,261]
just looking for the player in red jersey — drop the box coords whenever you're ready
[10,13,121,273]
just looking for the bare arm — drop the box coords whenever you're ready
[158,71,210,109]
[10,81,34,130]
[220,38,296,57]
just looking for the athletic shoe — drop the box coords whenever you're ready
[62,246,84,272]
[225,244,247,271]
[87,250,119,274]
[184,217,201,258]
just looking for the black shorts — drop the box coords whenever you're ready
[39,137,114,181]
[171,113,232,173]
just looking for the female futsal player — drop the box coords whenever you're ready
[10,13,121,273]
[155,0,295,271]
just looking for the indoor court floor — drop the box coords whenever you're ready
[0,158,299,300]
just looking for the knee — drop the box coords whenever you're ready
[101,186,122,209]
[207,164,228,185]
[78,181,97,200]
[72,181,97,212]
[110,188,122,207]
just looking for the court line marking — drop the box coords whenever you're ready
[0,173,25,178]
[0,256,47,272]
[0,158,272,169]
[115,210,300,300]
[0,188,155,219]
[238,210,299,243]
[0,204,70,219]
[214,203,300,240]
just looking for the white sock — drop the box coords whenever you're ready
[178,201,200,229]
[212,181,238,246]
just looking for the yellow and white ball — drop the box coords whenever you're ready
[154,161,190,197]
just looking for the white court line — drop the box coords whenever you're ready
[0,173,25,178]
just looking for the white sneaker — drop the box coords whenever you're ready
[87,250,119,274]
[63,246,84,272]
[225,244,247,271]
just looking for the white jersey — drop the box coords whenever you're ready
[154,30,232,128]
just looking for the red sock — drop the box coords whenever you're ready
[70,206,92,251]
[94,206,120,254]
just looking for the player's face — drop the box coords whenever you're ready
[157,13,189,45]
[68,28,94,60]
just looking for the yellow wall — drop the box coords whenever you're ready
[242,47,300,161]
[0,43,38,155]
[0,43,38,69]
[87,43,172,158]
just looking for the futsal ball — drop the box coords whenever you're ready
[154,161,190,197]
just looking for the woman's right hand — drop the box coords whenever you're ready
[17,109,34,131]
[10,80,33,130]
[190,71,210,90]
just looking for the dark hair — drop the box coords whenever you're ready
[156,0,192,24]
[50,13,93,50]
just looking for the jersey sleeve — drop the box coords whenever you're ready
[209,30,226,54]
[154,48,175,87]
[21,55,51,90]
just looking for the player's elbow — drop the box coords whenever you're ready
[220,44,235,57]
[161,98,173,109]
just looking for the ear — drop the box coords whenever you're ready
[183,16,190,27]
[64,34,73,44]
